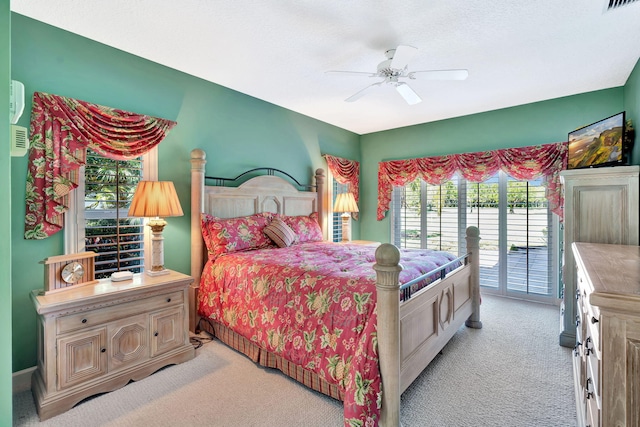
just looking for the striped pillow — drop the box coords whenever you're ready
[264,218,297,248]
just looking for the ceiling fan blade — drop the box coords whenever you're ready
[410,69,469,80]
[395,82,422,105]
[345,82,383,102]
[325,70,377,77]
[389,45,418,70]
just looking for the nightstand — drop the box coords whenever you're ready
[30,270,195,421]
[347,240,381,247]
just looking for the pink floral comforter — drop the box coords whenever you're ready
[198,242,459,426]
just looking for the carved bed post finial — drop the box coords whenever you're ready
[465,226,482,329]
[315,168,326,239]
[373,243,402,427]
[190,149,206,332]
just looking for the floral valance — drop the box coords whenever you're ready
[377,142,568,220]
[323,154,360,220]
[24,92,177,240]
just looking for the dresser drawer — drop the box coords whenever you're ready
[586,351,600,409]
[586,395,600,427]
[584,306,600,358]
[57,291,184,334]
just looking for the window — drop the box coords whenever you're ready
[331,180,349,242]
[391,177,462,253]
[65,148,157,278]
[391,171,558,302]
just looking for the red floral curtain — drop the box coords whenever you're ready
[377,142,567,220]
[324,154,360,219]
[24,92,177,239]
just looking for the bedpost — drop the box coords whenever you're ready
[464,226,482,329]
[373,244,402,427]
[190,149,206,332]
[314,168,326,240]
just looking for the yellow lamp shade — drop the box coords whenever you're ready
[333,192,359,213]
[128,181,184,218]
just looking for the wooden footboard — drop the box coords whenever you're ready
[374,226,481,427]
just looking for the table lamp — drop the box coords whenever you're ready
[128,181,184,276]
[333,192,359,242]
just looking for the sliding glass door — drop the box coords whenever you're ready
[391,171,558,303]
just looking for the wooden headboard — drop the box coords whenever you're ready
[189,148,326,330]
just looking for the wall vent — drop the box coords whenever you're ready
[607,0,639,10]
[11,125,29,157]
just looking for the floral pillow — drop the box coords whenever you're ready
[281,212,323,243]
[201,212,274,260]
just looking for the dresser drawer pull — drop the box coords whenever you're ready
[166,298,172,303]
[585,337,593,356]
[101,348,106,353]
[575,314,581,327]
[81,318,87,324]
[154,331,159,337]
[573,341,582,357]
[591,316,598,324]
[586,378,594,399]
[575,289,580,301]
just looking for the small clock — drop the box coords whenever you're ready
[41,252,99,294]
[61,261,85,284]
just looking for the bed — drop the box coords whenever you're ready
[189,149,482,427]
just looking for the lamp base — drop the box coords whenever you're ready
[341,214,351,242]
[146,268,170,276]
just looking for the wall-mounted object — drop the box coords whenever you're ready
[10,80,25,124]
[568,111,628,169]
[10,125,28,157]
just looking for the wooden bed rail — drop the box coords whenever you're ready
[374,226,481,427]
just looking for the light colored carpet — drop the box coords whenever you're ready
[13,294,576,427]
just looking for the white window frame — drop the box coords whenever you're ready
[64,147,158,273]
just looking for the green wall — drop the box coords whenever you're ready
[359,88,627,243]
[624,58,640,165]
[10,14,360,372]
[1,0,13,423]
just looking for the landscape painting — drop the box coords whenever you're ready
[568,112,625,169]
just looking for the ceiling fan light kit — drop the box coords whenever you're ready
[328,45,468,106]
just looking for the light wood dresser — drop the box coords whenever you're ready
[30,270,195,420]
[560,166,639,348]
[572,242,640,427]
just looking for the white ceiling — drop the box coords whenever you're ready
[10,0,640,135]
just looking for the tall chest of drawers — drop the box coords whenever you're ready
[560,166,639,348]
[572,242,640,427]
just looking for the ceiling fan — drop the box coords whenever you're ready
[327,45,468,105]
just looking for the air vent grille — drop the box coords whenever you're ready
[11,125,29,157]
[608,0,639,10]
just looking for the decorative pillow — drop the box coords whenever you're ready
[263,218,297,248]
[201,212,274,260]
[281,213,323,243]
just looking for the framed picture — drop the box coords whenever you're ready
[568,112,626,169]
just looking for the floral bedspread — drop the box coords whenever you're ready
[198,242,459,426]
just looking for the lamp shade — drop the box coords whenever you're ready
[333,192,359,213]
[128,181,184,218]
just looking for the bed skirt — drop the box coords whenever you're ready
[199,318,344,402]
